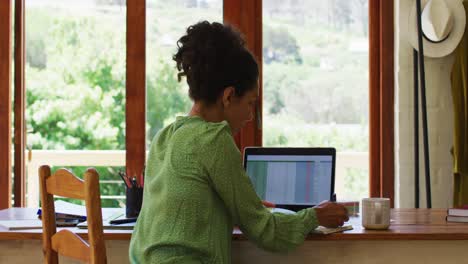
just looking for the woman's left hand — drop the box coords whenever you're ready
[262,200,275,208]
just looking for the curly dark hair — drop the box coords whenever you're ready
[173,21,259,105]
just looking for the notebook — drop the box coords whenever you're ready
[313,225,353,234]
[244,147,336,211]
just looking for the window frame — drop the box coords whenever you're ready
[369,0,394,205]
[1,0,393,208]
[14,0,26,207]
[224,0,263,152]
[0,0,13,209]
[126,0,146,186]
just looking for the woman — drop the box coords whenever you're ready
[129,21,348,264]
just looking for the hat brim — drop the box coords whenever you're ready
[408,0,466,58]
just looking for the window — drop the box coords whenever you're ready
[262,0,369,202]
[25,0,126,207]
[146,0,223,144]
[3,0,393,209]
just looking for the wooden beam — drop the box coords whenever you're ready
[380,0,394,206]
[223,0,263,152]
[369,0,381,199]
[126,0,146,186]
[14,0,26,207]
[0,0,13,209]
[369,0,394,206]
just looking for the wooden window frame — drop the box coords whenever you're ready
[126,0,146,186]
[224,0,263,153]
[0,0,13,209]
[369,0,394,206]
[0,0,148,209]
[3,0,393,208]
[14,0,26,207]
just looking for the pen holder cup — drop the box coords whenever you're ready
[126,187,143,218]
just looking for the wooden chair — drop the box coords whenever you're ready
[39,165,107,264]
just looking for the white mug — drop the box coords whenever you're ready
[361,198,390,230]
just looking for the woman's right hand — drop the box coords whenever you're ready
[313,201,349,228]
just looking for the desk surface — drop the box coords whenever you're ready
[1,208,467,241]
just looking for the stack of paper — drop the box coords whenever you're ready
[37,200,87,223]
[37,200,125,227]
[0,220,43,230]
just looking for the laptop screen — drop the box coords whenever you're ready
[244,148,335,209]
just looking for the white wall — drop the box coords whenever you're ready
[395,0,456,208]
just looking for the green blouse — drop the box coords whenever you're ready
[129,116,318,263]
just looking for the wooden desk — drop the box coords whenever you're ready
[1,208,468,263]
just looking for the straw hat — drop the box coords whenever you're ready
[408,0,466,58]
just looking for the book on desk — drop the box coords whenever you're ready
[447,207,468,223]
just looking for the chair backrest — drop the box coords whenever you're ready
[39,165,107,264]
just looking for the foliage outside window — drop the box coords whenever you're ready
[145,0,222,143]
[262,0,369,201]
[26,0,126,207]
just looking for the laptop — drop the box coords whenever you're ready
[243,147,336,211]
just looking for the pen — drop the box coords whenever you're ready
[109,217,138,225]
[131,177,138,188]
[119,170,131,188]
[108,212,124,221]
